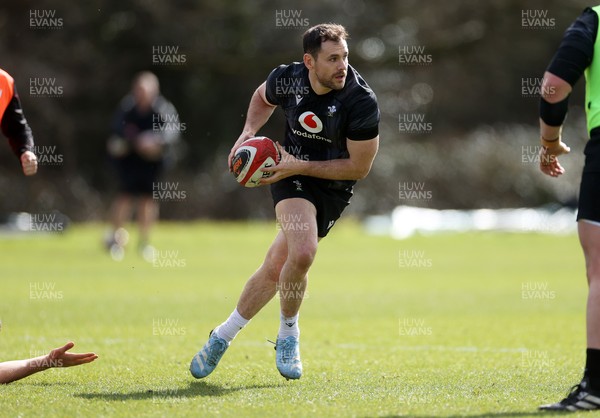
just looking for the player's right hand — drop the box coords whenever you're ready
[20,151,38,176]
[228,132,254,171]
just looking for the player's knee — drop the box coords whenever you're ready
[264,263,284,283]
[289,243,317,272]
[263,252,286,283]
[586,259,600,283]
[591,274,600,290]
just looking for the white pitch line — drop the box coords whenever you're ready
[235,340,530,353]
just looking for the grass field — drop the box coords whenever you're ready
[0,220,592,417]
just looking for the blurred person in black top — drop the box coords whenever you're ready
[105,71,180,261]
[0,68,37,176]
[190,23,379,381]
[538,6,600,411]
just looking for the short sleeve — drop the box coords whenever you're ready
[264,65,288,106]
[346,93,380,141]
[547,7,598,87]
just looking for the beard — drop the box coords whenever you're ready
[316,71,346,91]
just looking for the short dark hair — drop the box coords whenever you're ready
[303,23,349,57]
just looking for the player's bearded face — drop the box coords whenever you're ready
[313,40,348,91]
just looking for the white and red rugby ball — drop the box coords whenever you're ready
[231,136,280,188]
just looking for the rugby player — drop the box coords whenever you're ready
[190,23,380,380]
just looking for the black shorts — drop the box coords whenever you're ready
[113,155,163,196]
[577,171,600,223]
[578,138,600,222]
[270,176,353,238]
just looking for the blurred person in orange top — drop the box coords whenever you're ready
[0,68,37,176]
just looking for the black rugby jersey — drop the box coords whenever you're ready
[264,62,379,172]
[111,94,179,163]
[113,95,179,144]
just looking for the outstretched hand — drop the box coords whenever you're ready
[0,341,98,383]
[47,341,98,368]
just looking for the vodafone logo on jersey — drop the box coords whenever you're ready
[298,111,323,134]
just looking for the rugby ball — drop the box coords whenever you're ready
[231,136,280,187]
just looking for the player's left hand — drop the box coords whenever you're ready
[20,151,38,176]
[46,341,98,368]
[259,143,304,185]
[539,141,570,177]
